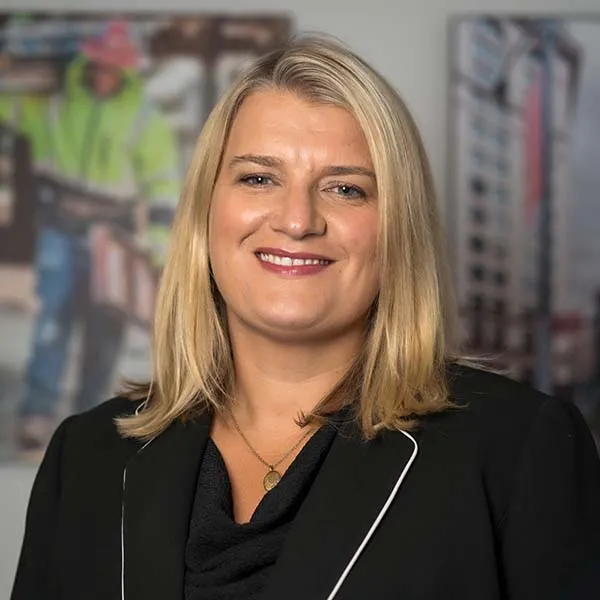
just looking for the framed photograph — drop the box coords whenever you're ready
[0,11,292,464]
[447,15,600,448]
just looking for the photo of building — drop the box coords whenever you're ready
[448,16,600,447]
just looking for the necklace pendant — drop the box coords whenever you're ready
[263,467,282,491]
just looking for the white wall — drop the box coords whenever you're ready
[1,0,599,595]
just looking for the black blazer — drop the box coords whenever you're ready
[11,365,600,600]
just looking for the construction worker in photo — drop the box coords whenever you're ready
[0,20,180,458]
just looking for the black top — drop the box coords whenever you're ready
[184,422,338,600]
[11,365,600,600]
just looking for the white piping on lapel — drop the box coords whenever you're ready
[121,400,154,600]
[325,429,419,600]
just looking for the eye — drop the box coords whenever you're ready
[326,183,367,200]
[238,174,274,186]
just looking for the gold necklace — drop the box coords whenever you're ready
[229,413,314,491]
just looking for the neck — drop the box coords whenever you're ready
[228,322,363,430]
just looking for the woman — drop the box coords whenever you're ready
[12,36,600,600]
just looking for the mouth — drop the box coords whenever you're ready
[254,247,334,273]
[256,252,332,266]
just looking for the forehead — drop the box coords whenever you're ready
[224,89,372,162]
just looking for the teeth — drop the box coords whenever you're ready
[258,253,329,266]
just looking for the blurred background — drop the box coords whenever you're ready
[0,0,599,595]
[448,16,600,443]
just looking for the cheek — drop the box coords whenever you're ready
[208,190,267,281]
[208,195,234,280]
[209,192,235,238]
[210,188,266,244]
[208,194,242,265]
[208,206,238,305]
[345,211,380,301]
[344,210,379,267]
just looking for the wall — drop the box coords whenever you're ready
[1,0,599,595]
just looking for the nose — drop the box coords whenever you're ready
[269,184,327,239]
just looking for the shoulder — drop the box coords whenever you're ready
[443,362,552,435]
[445,362,595,448]
[65,395,142,434]
[53,396,143,465]
[413,364,600,527]
[447,362,546,408]
[26,397,143,515]
[419,363,594,482]
[436,363,594,454]
[426,363,597,492]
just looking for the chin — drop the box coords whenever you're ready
[260,311,324,332]
[239,306,332,339]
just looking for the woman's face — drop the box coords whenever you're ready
[209,89,379,343]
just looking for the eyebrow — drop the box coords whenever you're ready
[323,165,376,180]
[230,154,283,169]
[230,154,376,180]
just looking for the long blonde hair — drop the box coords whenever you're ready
[117,35,460,441]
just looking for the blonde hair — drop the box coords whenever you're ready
[117,34,460,441]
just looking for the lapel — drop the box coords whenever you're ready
[121,411,418,600]
[122,410,212,600]
[262,422,418,600]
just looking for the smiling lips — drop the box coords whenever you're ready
[255,248,333,275]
